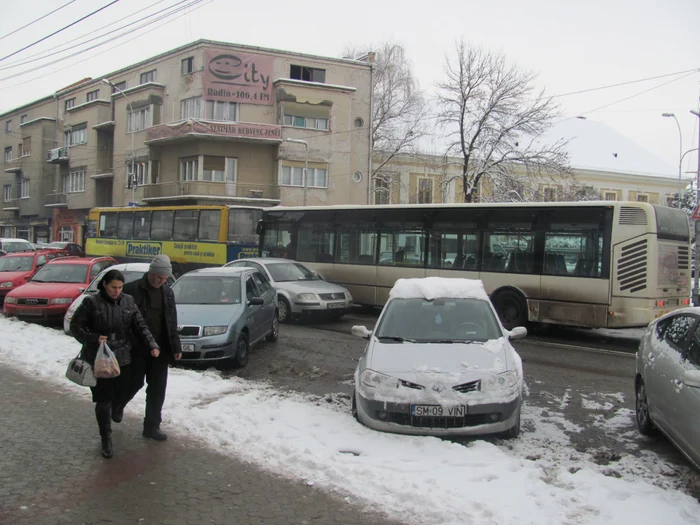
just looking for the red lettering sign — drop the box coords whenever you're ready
[203,49,274,106]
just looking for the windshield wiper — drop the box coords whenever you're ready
[377,335,416,343]
[31,279,45,283]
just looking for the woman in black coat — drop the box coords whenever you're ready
[70,269,159,459]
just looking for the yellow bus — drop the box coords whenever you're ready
[86,205,263,276]
[258,201,691,329]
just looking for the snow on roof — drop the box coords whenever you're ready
[542,118,677,178]
[389,277,490,301]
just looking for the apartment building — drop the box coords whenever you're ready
[0,40,373,244]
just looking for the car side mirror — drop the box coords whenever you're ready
[508,326,527,340]
[313,271,325,281]
[683,369,700,388]
[248,297,264,306]
[78,288,85,293]
[351,325,372,339]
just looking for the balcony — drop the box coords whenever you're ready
[2,199,19,211]
[45,193,68,207]
[46,147,70,164]
[91,168,114,180]
[3,158,22,173]
[145,120,283,145]
[142,181,280,204]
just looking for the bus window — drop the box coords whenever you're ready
[198,210,221,241]
[544,232,602,277]
[133,211,151,240]
[173,210,198,241]
[338,225,376,265]
[151,210,174,240]
[379,230,424,267]
[117,212,134,239]
[261,221,293,257]
[484,233,534,274]
[229,209,260,245]
[99,212,118,238]
[428,232,477,269]
[297,227,334,263]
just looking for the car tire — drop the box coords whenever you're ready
[636,378,657,436]
[232,333,249,368]
[265,311,279,342]
[492,290,528,330]
[278,296,292,323]
[502,409,521,439]
[351,389,359,421]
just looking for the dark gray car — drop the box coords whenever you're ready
[172,267,278,367]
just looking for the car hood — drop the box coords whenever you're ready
[9,281,84,298]
[0,271,33,283]
[176,304,244,327]
[274,279,348,295]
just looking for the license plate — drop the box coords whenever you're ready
[327,302,345,309]
[19,309,44,317]
[411,405,466,417]
[181,343,195,352]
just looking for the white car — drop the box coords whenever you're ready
[351,277,526,438]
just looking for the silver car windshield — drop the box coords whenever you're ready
[266,262,318,282]
[374,297,502,343]
[172,276,242,305]
[0,256,33,272]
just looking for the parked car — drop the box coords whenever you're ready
[351,277,526,438]
[63,262,174,335]
[3,256,117,322]
[44,241,85,258]
[172,267,278,367]
[0,238,34,254]
[635,309,700,470]
[223,258,352,323]
[0,250,64,302]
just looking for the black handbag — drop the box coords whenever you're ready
[65,349,97,387]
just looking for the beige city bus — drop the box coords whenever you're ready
[258,201,691,329]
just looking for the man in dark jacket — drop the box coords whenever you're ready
[117,254,182,441]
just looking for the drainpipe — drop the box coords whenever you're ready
[366,58,374,205]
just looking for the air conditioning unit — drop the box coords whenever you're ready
[48,148,60,161]
[249,190,264,198]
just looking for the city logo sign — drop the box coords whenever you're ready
[203,48,274,106]
[126,242,162,257]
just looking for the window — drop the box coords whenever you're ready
[21,137,30,157]
[281,166,304,187]
[245,276,260,302]
[307,168,328,188]
[666,195,675,207]
[198,209,221,241]
[99,212,118,237]
[228,209,261,244]
[636,194,649,203]
[180,157,198,181]
[19,178,30,199]
[173,210,198,241]
[181,57,194,75]
[543,187,557,202]
[140,70,157,84]
[64,124,87,146]
[117,212,133,238]
[418,179,433,204]
[4,147,11,162]
[203,156,235,182]
[65,98,76,111]
[4,120,10,132]
[150,210,173,240]
[87,90,100,102]
[133,211,151,239]
[662,315,696,349]
[296,226,335,263]
[379,228,424,267]
[687,325,700,367]
[63,169,86,193]
[544,232,603,277]
[374,177,391,205]
[128,161,150,187]
[180,97,202,119]
[20,115,27,125]
[428,230,478,270]
[337,224,376,265]
[127,106,151,132]
[604,191,617,201]
[3,185,11,202]
[206,100,237,121]
[484,232,535,274]
[252,271,273,295]
[15,227,30,240]
[111,81,126,93]
[290,65,325,83]
[283,114,329,130]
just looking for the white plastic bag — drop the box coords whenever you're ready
[93,341,121,379]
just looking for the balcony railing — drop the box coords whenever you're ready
[3,158,22,173]
[2,198,19,210]
[44,193,68,207]
[142,181,280,202]
[46,147,70,164]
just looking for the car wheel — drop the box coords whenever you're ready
[232,333,249,368]
[492,290,527,330]
[278,296,292,323]
[502,409,521,439]
[351,389,359,421]
[265,311,279,342]
[636,379,657,435]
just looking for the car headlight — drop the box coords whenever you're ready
[482,371,519,392]
[0,281,13,288]
[4,296,17,304]
[50,298,74,305]
[344,291,353,301]
[295,293,318,302]
[203,325,228,336]
[360,369,399,389]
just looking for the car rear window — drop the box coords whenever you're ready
[32,264,88,284]
[0,256,34,272]
[2,241,33,253]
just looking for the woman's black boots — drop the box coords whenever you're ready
[95,402,113,458]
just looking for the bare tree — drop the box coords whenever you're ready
[435,39,570,202]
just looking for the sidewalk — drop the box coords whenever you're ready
[0,367,401,525]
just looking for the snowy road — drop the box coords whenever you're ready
[1,316,699,525]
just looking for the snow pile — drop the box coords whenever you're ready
[389,277,490,301]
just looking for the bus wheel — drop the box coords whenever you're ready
[493,290,527,330]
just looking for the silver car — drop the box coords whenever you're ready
[172,267,278,367]
[224,258,352,323]
[636,308,700,470]
[351,277,526,438]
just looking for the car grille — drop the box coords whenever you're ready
[382,412,498,428]
[399,379,424,390]
[319,292,345,301]
[452,380,481,393]
[17,298,49,305]
[180,351,201,360]
[178,325,201,337]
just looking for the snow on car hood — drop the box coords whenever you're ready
[176,303,244,328]
[275,279,348,296]
[390,276,489,301]
[9,281,84,298]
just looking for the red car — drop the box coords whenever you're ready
[3,256,117,322]
[44,242,86,258]
[0,250,64,302]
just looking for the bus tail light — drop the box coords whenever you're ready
[655,300,666,307]
[682,298,690,306]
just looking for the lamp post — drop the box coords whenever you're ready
[286,138,308,206]
[662,112,683,209]
[103,78,136,205]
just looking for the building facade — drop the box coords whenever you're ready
[1,40,373,243]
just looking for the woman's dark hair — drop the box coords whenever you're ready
[100,269,125,288]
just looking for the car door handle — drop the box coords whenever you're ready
[673,379,683,391]
[648,353,655,363]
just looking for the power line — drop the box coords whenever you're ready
[0,0,79,42]
[0,0,122,63]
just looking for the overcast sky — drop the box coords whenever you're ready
[0,0,698,172]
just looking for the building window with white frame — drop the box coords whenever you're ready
[603,191,617,201]
[180,97,202,119]
[87,89,99,102]
[63,168,86,193]
[19,178,30,199]
[5,120,10,132]
[289,65,325,83]
[64,124,87,146]
[543,186,556,202]
[280,166,304,187]
[181,57,194,75]
[307,167,328,188]
[59,225,74,242]
[374,176,391,205]
[20,115,27,125]
[418,178,433,204]
[65,98,76,111]
[4,147,12,162]
[3,184,11,202]
[128,161,151,186]
[180,157,198,181]
[206,101,237,121]
[636,194,649,203]
[127,106,151,132]
[140,70,157,84]
[283,114,328,130]
[203,156,236,182]
[111,81,126,93]
[21,137,30,157]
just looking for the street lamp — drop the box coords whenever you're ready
[662,112,683,209]
[286,138,308,206]
[103,78,136,205]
